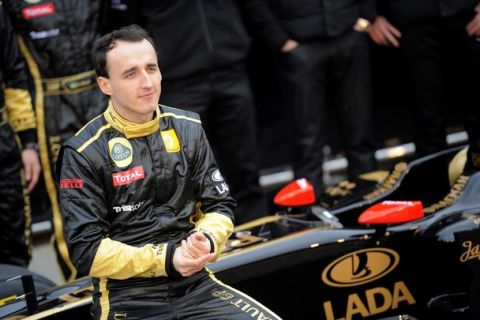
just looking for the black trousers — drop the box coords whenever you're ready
[92,273,282,320]
[277,30,376,195]
[400,12,480,156]
[0,127,30,267]
[160,64,266,225]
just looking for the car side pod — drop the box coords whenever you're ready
[358,201,424,225]
[273,178,316,207]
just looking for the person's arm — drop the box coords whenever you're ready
[0,5,40,192]
[189,123,236,261]
[58,146,173,279]
[466,3,480,36]
[241,0,292,52]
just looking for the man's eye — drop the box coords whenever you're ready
[125,72,134,78]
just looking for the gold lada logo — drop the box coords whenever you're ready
[322,248,399,287]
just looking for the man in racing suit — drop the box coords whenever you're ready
[0,2,41,267]
[57,25,282,320]
[3,0,108,281]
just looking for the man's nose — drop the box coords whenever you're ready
[140,70,153,87]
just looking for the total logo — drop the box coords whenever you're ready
[113,200,145,213]
[22,2,55,20]
[112,166,144,187]
[108,137,133,168]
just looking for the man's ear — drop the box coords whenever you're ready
[97,76,112,96]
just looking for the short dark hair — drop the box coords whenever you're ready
[92,24,156,78]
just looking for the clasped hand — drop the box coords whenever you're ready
[173,232,214,277]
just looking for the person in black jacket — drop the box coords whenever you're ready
[369,0,480,162]
[242,0,378,197]
[0,2,40,267]
[106,0,267,225]
[58,24,282,320]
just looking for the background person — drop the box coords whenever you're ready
[369,0,480,167]
[3,0,109,281]
[0,2,40,267]
[242,0,378,197]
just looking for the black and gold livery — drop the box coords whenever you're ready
[57,103,281,319]
[2,0,108,280]
[0,2,36,267]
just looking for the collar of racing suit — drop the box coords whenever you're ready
[103,100,160,138]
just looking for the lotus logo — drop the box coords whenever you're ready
[322,248,399,287]
[108,137,133,168]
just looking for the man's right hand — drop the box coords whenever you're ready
[172,232,214,277]
[369,16,401,47]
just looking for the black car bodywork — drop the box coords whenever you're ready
[1,146,479,319]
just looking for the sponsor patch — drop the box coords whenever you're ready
[161,129,180,153]
[108,137,133,168]
[112,200,145,213]
[29,28,60,40]
[211,169,224,182]
[60,178,83,189]
[22,2,55,20]
[112,166,144,187]
[322,248,399,287]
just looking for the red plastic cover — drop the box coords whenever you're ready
[274,178,316,207]
[358,200,424,225]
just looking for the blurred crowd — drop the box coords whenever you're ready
[1,0,480,282]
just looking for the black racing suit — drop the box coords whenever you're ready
[0,3,36,267]
[58,103,282,320]
[3,0,108,280]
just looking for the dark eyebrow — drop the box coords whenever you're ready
[147,63,158,68]
[121,66,137,77]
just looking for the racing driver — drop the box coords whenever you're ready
[57,25,282,320]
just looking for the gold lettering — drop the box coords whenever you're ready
[460,241,480,262]
[231,299,244,308]
[246,307,259,317]
[257,312,271,320]
[366,286,391,315]
[424,175,468,214]
[242,302,251,311]
[392,281,416,309]
[346,293,369,320]
[323,301,336,320]
[363,163,407,200]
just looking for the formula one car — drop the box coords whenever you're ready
[1,145,479,319]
